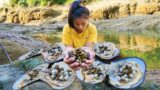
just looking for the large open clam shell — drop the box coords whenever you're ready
[76,60,106,84]
[94,42,120,60]
[108,58,146,89]
[41,62,75,89]
[18,48,43,61]
[12,64,49,90]
[42,43,65,63]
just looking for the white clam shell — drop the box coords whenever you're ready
[94,42,120,60]
[42,42,65,63]
[12,64,49,90]
[43,62,75,90]
[76,61,106,84]
[108,58,145,89]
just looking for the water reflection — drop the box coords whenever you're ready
[33,30,160,52]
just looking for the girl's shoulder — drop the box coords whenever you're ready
[63,24,72,32]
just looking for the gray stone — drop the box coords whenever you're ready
[0,64,24,90]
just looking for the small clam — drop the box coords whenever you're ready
[116,76,121,81]
[51,75,56,80]
[129,74,134,78]
[52,69,58,74]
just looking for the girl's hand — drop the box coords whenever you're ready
[63,47,80,70]
[81,47,95,68]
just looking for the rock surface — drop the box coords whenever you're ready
[0,30,49,50]
[0,15,6,23]
[0,2,159,89]
[0,58,160,90]
[0,64,24,90]
[0,39,28,64]
[0,0,160,24]
[0,8,60,24]
[92,15,160,31]
[89,0,160,19]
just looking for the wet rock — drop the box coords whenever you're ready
[0,15,6,23]
[92,15,160,31]
[90,1,160,20]
[0,30,49,50]
[130,3,137,14]
[119,3,130,17]
[0,58,160,90]
[0,56,82,90]
[0,39,28,64]
[40,8,59,19]
[6,11,19,23]
[153,11,160,14]
[19,9,32,24]
[0,64,25,90]
[146,70,160,83]
[5,8,61,24]
[14,56,45,71]
[136,4,160,14]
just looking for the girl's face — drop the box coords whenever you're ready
[73,17,89,33]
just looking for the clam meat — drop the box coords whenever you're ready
[42,43,65,63]
[46,45,63,60]
[69,48,90,64]
[76,61,106,84]
[109,61,143,87]
[94,42,119,59]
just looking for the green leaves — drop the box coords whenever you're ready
[18,0,28,7]
[8,0,69,7]
[27,0,39,7]
[9,0,19,6]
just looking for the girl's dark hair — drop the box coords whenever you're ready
[68,0,90,29]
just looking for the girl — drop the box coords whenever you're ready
[62,0,97,70]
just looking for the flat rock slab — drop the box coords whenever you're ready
[146,70,160,84]
[0,64,24,90]
[0,56,160,90]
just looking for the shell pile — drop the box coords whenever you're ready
[76,61,106,84]
[51,64,72,81]
[83,64,103,80]
[28,70,39,80]
[115,63,138,83]
[46,45,63,61]
[109,61,143,86]
[94,42,118,59]
[69,48,89,64]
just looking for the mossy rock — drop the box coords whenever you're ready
[0,39,28,64]
[14,56,45,71]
